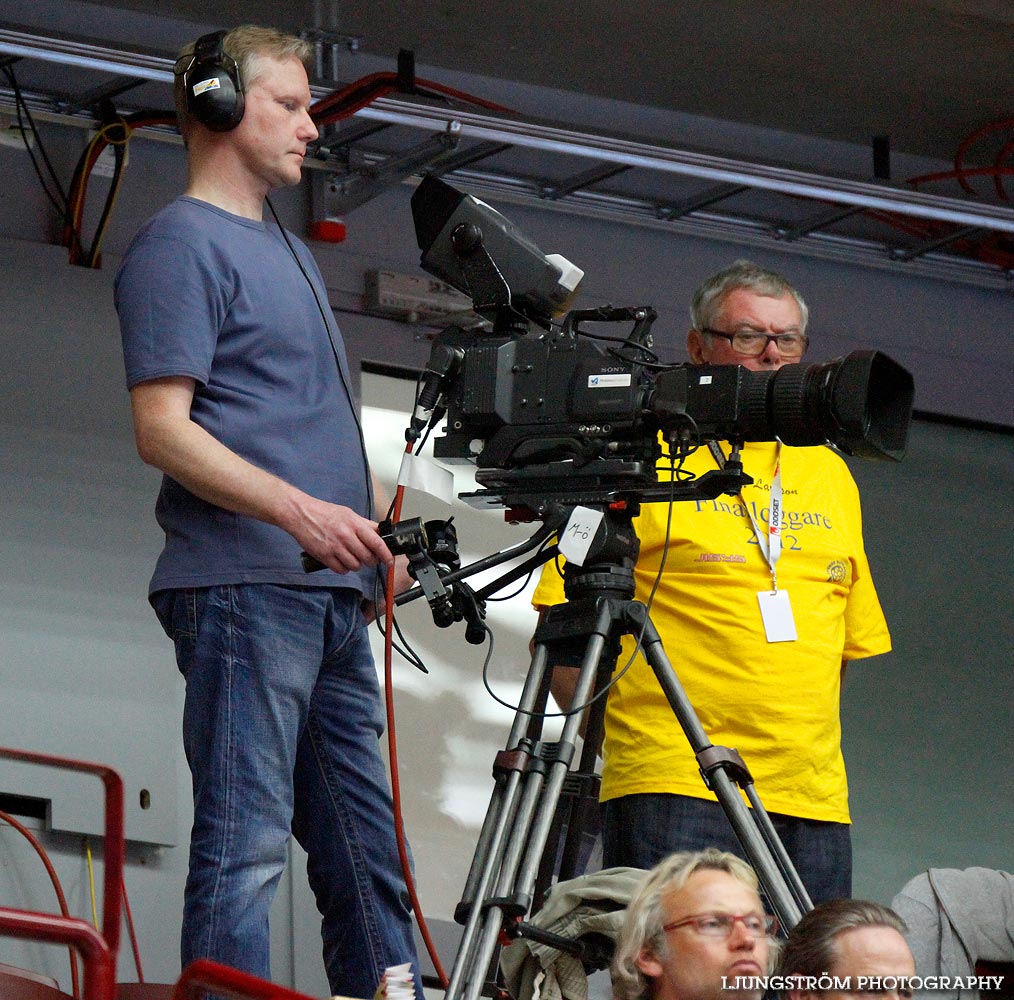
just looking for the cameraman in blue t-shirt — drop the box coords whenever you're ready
[114,24,419,998]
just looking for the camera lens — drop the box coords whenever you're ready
[762,351,913,459]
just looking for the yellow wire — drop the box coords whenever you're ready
[83,835,99,928]
[71,131,104,231]
[86,128,131,267]
[70,121,132,258]
[96,119,133,145]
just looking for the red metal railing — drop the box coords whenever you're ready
[0,746,124,1000]
[172,960,323,1000]
[0,906,115,998]
[0,747,329,1000]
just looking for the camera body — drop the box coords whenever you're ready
[431,322,655,475]
[427,319,912,486]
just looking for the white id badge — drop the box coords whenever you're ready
[757,589,797,642]
[558,506,604,566]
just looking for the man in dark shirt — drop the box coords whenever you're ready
[115,24,419,997]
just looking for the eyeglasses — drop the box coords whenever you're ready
[700,327,809,358]
[662,912,778,939]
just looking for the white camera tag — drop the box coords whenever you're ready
[558,506,604,566]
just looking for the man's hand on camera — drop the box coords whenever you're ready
[292,498,393,575]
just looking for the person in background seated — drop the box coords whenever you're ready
[779,898,915,1000]
[612,848,777,1000]
[892,867,1014,1000]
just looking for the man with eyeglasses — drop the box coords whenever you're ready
[612,848,777,1000]
[533,259,890,904]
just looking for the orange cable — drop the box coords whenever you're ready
[383,442,450,990]
[121,880,144,983]
[992,138,1014,200]
[905,164,1014,189]
[954,117,1014,194]
[0,809,81,998]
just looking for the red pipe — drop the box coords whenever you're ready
[0,747,125,966]
[0,907,116,1000]
[172,959,322,1000]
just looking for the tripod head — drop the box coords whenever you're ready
[395,457,752,640]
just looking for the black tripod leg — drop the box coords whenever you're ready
[742,784,813,911]
[446,602,616,1000]
[507,602,619,914]
[446,642,552,1000]
[629,602,808,928]
[453,642,551,921]
[533,654,608,902]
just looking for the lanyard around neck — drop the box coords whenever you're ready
[708,440,784,590]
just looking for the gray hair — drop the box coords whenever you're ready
[612,849,774,1000]
[690,259,809,335]
[174,25,313,138]
[777,898,908,984]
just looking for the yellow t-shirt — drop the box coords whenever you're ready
[531,439,890,823]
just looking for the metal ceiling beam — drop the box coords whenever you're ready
[424,140,511,176]
[540,163,630,200]
[2,24,1013,292]
[657,183,749,221]
[323,131,459,215]
[317,118,391,151]
[775,205,867,242]
[441,167,1014,291]
[890,225,983,263]
[0,26,174,83]
[4,26,1014,235]
[360,98,1014,235]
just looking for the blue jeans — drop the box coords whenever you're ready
[600,792,852,905]
[153,584,422,999]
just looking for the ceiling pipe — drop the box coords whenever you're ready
[360,100,1014,235]
[3,26,1014,235]
[2,26,1013,290]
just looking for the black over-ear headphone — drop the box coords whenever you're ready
[177,30,245,132]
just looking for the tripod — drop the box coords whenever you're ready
[442,497,813,1000]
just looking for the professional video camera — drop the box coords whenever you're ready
[408,175,914,512]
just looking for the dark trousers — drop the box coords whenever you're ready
[601,792,852,905]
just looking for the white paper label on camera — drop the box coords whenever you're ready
[757,589,797,643]
[397,452,454,504]
[587,373,631,388]
[559,506,604,566]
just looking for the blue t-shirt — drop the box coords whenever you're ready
[115,196,372,595]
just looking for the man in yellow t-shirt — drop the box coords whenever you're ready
[532,259,890,904]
